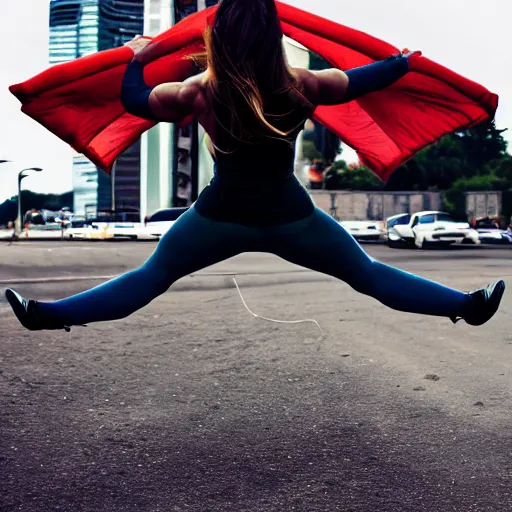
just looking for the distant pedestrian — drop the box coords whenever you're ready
[7,221,16,245]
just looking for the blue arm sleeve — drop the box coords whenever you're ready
[343,54,409,102]
[120,60,159,120]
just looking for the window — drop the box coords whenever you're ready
[387,215,410,229]
[436,213,454,223]
[418,214,436,224]
[148,208,189,222]
[395,215,410,225]
[149,0,161,14]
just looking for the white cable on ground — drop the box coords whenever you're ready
[232,276,324,336]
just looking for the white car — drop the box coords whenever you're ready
[66,220,113,240]
[386,211,480,248]
[144,207,189,239]
[103,222,143,240]
[473,218,512,244]
[340,220,386,243]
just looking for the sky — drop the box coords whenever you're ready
[1,0,510,203]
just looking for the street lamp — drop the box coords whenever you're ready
[17,167,43,234]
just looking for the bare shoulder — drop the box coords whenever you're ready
[151,72,208,112]
[291,67,320,105]
[292,66,349,107]
[180,72,209,111]
[148,71,209,121]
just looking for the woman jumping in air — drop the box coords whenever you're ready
[5,0,505,331]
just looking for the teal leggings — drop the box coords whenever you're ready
[39,206,470,326]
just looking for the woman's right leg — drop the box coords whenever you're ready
[267,208,473,319]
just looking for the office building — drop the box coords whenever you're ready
[49,0,144,217]
[140,0,218,221]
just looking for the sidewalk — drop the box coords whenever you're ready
[0,229,63,241]
[0,230,157,242]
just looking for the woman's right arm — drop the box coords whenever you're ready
[121,37,202,122]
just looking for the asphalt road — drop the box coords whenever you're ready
[1,241,512,512]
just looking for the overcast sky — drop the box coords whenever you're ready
[1,0,510,203]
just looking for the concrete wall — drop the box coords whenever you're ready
[309,191,443,221]
[465,192,502,219]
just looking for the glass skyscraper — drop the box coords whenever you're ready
[49,0,144,217]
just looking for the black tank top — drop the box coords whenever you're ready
[194,134,315,227]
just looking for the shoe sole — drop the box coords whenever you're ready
[5,289,35,331]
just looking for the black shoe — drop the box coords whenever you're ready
[5,289,71,332]
[451,280,506,326]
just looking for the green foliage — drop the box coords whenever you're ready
[443,174,504,215]
[302,121,341,166]
[323,120,510,200]
[324,162,384,191]
[487,155,512,186]
[387,120,509,191]
[0,190,73,227]
[302,140,324,162]
[308,51,332,71]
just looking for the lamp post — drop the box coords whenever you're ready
[111,159,117,216]
[17,167,43,234]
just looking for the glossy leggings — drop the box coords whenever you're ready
[39,206,470,326]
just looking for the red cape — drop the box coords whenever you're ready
[10,2,498,181]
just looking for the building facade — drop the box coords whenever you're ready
[140,0,218,222]
[49,0,144,217]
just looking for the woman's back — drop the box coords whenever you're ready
[198,79,312,177]
[190,70,316,228]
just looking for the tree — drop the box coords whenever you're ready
[458,120,508,172]
[387,120,510,191]
[0,191,73,227]
[304,51,342,167]
[302,139,324,162]
[324,162,384,191]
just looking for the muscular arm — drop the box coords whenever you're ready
[300,53,412,107]
[148,78,203,122]
[121,58,201,122]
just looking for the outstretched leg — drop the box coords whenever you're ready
[10,207,250,328]
[268,208,472,319]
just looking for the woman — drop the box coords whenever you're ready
[5,0,505,331]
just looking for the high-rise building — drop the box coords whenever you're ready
[140,0,218,222]
[49,0,144,217]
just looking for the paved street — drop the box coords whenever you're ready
[1,241,512,511]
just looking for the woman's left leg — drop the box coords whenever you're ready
[267,208,471,319]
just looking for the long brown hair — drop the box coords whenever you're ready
[191,0,310,152]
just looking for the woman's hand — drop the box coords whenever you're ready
[401,49,422,63]
[125,37,152,61]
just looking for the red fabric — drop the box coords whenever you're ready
[10,2,498,180]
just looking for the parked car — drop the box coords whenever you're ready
[66,219,113,240]
[473,218,512,244]
[340,220,386,243]
[144,207,190,239]
[386,211,480,248]
[96,209,143,240]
